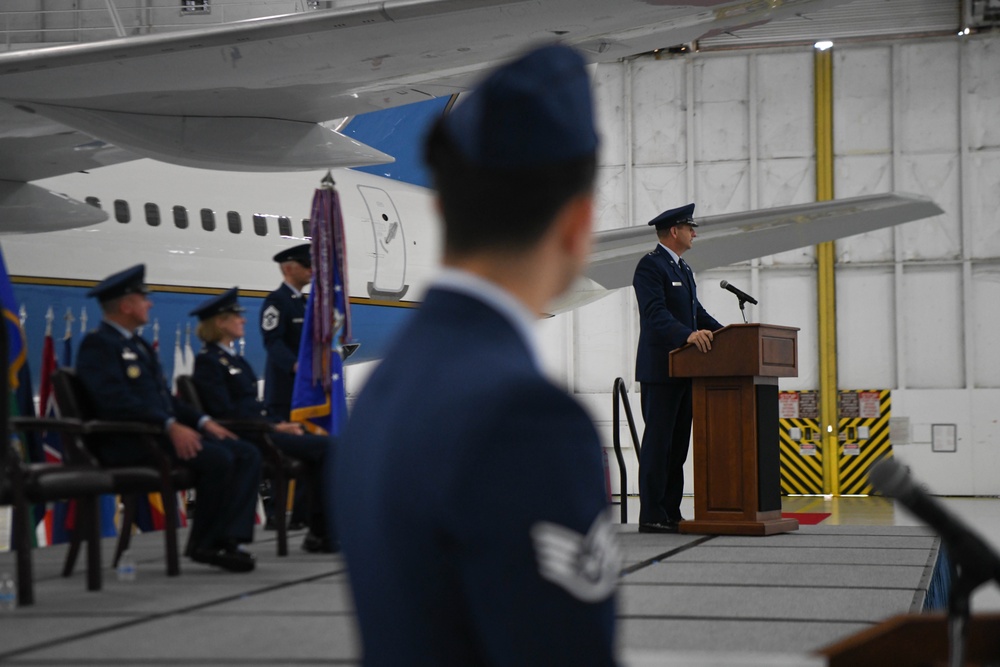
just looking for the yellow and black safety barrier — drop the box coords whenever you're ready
[837,389,893,495]
[778,389,893,495]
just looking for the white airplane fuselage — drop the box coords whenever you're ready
[5,159,443,384]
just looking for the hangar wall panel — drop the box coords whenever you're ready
[756,53,814,159]
[971,266,1000,388]
[901,266,964,388]
[833,47,892,155]
[834,155,894,263]
[633,164,689,227]
[897,153,962,261]
[693,56,749,163]
[837,268,896,389]
[966,39,1000,150]
[967,150,1000,259]
[631,58,687,165]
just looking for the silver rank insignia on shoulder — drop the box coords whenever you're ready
[126,365,141,379]
[122,349,137,360]
[228,366,242,375]
[261,305,280,331]
[531,509,620,603]
[220,357,229,366]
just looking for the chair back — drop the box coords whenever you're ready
[174,375,205,412]
[50,368,102,466]
[51,368,95,421]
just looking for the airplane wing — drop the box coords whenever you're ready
[549,193,944,313]
[0,0,849,175]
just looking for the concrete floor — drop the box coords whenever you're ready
[2,494,994,665]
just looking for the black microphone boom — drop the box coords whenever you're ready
[868,458,1000,587]
[719,280,758,305]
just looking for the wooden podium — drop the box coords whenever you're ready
[817,613,1000,666]
[670,323,800,536]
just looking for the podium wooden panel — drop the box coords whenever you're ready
[670,323,799,536]
[817,613,1000,666]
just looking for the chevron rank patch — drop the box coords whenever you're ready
[531,509,619,602]
[261,305,280,331]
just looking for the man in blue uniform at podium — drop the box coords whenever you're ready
[633,204,722,534]
[336,44,619,666]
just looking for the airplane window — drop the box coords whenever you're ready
[145,203,161,227]
[85,196,102,209]
[278,216,292,237]
[302,219,311,238]
[227,211,242,234]
[201,208,216,232]
[114,200,130,223]
[253,214,268,237]
[174,206,189,229]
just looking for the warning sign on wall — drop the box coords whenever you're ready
[798,392,819,419]
[859,391,880,419]
[779,393,799,418]
[839,391,859,418]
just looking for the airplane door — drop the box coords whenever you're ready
[359,184,408,299]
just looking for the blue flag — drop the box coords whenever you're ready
[0,244,26,394]
[290,178,350,437]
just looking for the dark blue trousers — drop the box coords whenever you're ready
[102,435,261,551]
[639,381,692,525]
[270,432,332,536]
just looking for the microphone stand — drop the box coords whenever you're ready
[738,297,749,324]
[946,548,994,667]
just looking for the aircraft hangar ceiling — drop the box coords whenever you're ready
[699,0,966,49]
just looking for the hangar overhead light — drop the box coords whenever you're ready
[814,40,833,51]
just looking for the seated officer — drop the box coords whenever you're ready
[190,288,335,553]
[76,265,261,573]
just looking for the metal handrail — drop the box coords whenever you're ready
[611,377,641,524]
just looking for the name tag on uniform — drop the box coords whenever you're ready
[228,366,242,375]
[122,349,137,360]
[672,281,683,287]
[292,318,304,324]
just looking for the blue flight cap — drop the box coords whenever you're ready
[87,264,149,303]
[441,43,598,169]
[273,243,311,266]
[648,203,698,230]
[189,287,246,321]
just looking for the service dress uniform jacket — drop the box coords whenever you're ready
[633,245,722,526]
[260,283,306,420]
[192,342,331,536]
[76,322,261,552]
[336,285,618,667]
[633,245,722,384]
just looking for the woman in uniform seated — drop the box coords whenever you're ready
[189,287,335,553]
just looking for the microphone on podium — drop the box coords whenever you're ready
[719,280,758,305]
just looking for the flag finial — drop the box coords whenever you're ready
[321,170,335,190]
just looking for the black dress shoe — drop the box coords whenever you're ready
[638,521,679,534]
[302,531,337,554]
[190,547,256,572]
